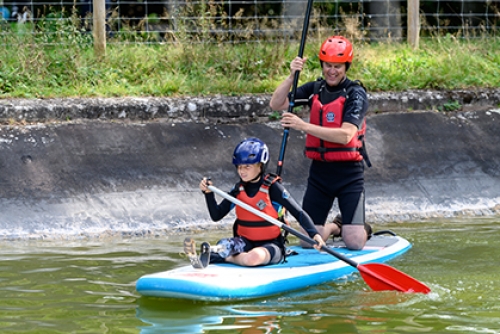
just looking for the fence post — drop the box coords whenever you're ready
[407,0,420,49]
[93,0,106,58]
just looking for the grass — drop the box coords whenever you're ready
[0,29,499,99]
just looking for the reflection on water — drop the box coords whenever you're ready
[136,288,413,333]
[1,219,500,333]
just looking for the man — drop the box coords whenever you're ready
[269,36,371,250]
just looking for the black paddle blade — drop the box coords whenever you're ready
[358,263,431,294]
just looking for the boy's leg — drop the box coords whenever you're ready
[198,242,211,268]
[183,237,206,269]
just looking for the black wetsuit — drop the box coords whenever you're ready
[203,175,319,264]
[292,78,369,227]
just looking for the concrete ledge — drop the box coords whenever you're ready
[1,89,499,123]
[1,91,500,240]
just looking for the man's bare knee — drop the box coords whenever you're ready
[342,225,367,250]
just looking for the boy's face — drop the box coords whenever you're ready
[236,163,261,182]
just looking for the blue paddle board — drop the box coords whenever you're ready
[136,233,411,301]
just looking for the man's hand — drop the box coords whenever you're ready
[312,234,326,250]
[280,112,307,131]
[290,56,308,76]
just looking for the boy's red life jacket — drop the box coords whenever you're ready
[304,84,367,162]
[234,175,282,241]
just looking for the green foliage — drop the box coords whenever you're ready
[268,111,281,120]
[0,9,498,98]
[351,38,500,92]
[438,100,462,112]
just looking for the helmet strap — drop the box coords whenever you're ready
[250,173,262,183]
[251,163,265,182]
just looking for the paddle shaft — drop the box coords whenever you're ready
[276,0,314,176]
[208,185,359,268]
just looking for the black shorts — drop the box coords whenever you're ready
[302,160,365,226]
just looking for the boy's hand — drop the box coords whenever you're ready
[199,177,212,194]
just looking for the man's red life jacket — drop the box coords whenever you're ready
[304,84,367,162]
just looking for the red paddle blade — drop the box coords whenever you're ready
[357,263,431,294]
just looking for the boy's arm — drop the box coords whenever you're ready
[203,187,236,221]
[269,182,319,238]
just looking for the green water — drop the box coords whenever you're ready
[1,218,499,334]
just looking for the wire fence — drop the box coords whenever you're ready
[0,0,499,46]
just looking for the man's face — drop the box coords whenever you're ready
[322,61,346,87]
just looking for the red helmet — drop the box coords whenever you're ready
[319,36,353,63]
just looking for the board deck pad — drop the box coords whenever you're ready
[136,234,411,301]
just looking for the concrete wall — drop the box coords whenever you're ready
[1,90,499,240]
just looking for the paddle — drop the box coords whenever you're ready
[207,185,431,294]
[275,0,314,176]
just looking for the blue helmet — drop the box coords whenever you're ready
[232,137,270,166]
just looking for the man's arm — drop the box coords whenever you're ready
[280,114,358,144]
[269,75,294,111]
[269,56,308,111]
